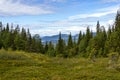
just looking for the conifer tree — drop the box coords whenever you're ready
[12,25,20,50]
[0,22,2,49]
[25,29,32,52]
[6,23,9,32]
[104,26,112,56]
[115,10,120,53]
[44,41,49,54]
[14,33,23,50]
[47,41,55,57]
[0,22,2,32]
[96,21,100,34]
[20,28,27,50]
[67,33,73,49]
[56,32,66,57]
[105,11,120,55]
[67,33,78,57]
[2,23,11,49]
[88,22,106,57]
[33,34,44,53]
[77,31,82,45]
[79,27,92,57]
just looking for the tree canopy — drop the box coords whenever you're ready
[0,10,120,58]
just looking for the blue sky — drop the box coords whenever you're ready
[0,0,120,36]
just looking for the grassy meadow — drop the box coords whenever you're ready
[0,49,120,80]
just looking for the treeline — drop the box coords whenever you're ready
[0,11,120,58]
[0,23,44,53]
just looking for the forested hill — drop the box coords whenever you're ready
[0,10,120,58]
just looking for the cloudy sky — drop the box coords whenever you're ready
[0,0,120,36]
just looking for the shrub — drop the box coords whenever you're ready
[0,49,27,60]
[108,52,119,68]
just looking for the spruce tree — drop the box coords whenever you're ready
[96,21,100,34]
[25,29,32,52]
[0,22,2,32]
[47,41,55,57]
[0,22,2,49]
[21,28,27,50]
[77,31,82,45]
[105,10,120,56]
[88,22,107,57]
[14,33,23,50]
[115,10,120,53]
[33,34,44,53]
[67,32,73,49]
[44,41,49,54]
[56,32,66,57]
[79,27,92,57]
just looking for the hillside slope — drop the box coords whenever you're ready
[0,49,120,80]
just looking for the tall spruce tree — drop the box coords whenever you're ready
[105,10,120,55]
[88,22,107,57]
[2,23,11,49]
[0,22,2,32]
[0,22,2,49]
[56,32,66,57]
[44,41,49,54]
[79,27,92,57]
[96,21,100,34]
[67,33,73,49]
[33,34,43,53]
[47,41,55,57]
[77,31,82,45]
[25,29,32,52]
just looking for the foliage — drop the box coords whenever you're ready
[108,52,119,69]
[0,10,120,58]
[47,41,56,57]
[0,23,43,53]
[56,32,66,57]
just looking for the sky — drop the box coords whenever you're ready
[0,0,120,36]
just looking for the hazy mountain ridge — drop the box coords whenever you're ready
[41,33,96,44]
[41,34,78,44]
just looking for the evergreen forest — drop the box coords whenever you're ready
[0,11,120,59]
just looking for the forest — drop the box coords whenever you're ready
[0,11,120,59]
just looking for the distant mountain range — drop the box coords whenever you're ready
[41,33,96,44]
[41,34,76,44]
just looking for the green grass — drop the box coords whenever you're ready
[0,49,120,80]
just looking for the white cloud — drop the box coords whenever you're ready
[69,6,118,20]
[69,12,114,20]
[8,3,118,36]
[107,20,114,25]
[29,5,119,36]
[30,25,87,37]
[97,5,119,12]
[68,5,119,21]
[0,0,53,16]
[35,5,119,36]
[22,21,95,37]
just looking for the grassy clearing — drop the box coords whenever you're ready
[0,49,120,80]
